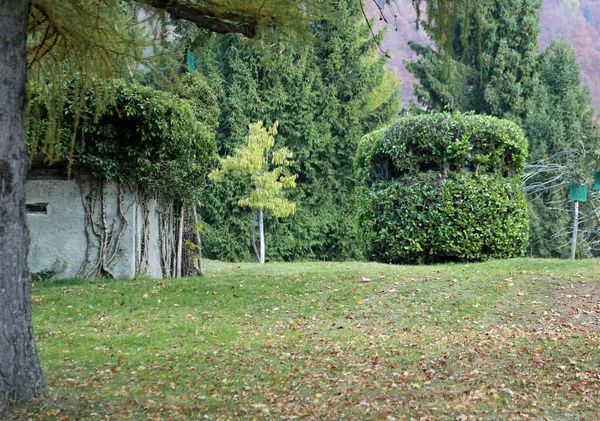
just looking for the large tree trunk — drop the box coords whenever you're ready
[0,0,45,412]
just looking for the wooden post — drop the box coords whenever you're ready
[570,200,579,260]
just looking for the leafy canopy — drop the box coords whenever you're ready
[209,121,297,218]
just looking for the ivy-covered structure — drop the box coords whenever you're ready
[26,74,217,279]
[355,113,529,264]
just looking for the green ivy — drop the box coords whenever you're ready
[356,113,529,263]
[28,74,218,203]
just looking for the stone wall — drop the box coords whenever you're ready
[26,179,164,279]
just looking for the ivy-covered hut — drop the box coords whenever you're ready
[355,112,529,264]
[26,74,218,279]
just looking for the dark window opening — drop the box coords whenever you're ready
[26,203,48,214]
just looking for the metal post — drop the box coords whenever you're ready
[570,200,579,260]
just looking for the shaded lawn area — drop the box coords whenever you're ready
[8,259,600,420]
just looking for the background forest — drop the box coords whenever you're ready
[21,0,600,263]
[188,0,599,261]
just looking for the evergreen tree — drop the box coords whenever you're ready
[406,0,540,123]
[194,1,401,261]
[524,40,600,257]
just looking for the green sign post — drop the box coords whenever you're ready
[594,171,600,190]
[569,184,587,202]
[186,50,196,72]
[568,183,587,260]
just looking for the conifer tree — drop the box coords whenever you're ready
[524,40,600,257]
[194,0,401,261]
[406,0,540,123]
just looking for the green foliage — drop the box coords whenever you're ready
[525,40,598,161]
[355,113,528,184]
[356,175,528,263]
[356,113,529,263]
[406,0,540,123]
[209,121,297,218]
[524,40,600,257]
[193,0,401,261]
[28,76,217,202]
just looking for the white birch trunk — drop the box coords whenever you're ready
[259,207,265,264]
[176,204,184,277]
[191,204,205,276]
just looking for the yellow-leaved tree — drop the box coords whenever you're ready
[209,121,297,264]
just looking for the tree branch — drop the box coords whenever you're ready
[142,0,259,38]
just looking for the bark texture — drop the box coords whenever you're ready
[143,0,258,37]
[0,0,45,412]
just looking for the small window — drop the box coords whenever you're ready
[26,203,48,214]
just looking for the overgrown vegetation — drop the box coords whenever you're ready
[8,259,600,420]
[28,73,218,202]
[356,113,529,263]
[192,0,400,262]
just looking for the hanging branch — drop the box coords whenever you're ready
[360,1,390,58]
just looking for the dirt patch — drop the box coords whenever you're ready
[540,278,600,330]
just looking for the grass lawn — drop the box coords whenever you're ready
[7,258,600,420]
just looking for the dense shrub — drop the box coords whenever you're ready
[355,113,529,263]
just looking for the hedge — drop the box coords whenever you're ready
[355,112,529,263]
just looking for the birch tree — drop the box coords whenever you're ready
[209,121,297,264]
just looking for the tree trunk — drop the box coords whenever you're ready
[0,0,45,412]
[258,208,265,264]
[176,204,184,278]
[191,204,204,277]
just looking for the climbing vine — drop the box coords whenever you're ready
[27,74,218,203]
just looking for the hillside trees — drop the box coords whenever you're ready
[193,0,401,261]
[406,0,540,122]
[523,40,600,257]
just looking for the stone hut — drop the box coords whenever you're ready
[26,160,183,279]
